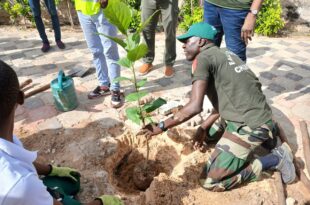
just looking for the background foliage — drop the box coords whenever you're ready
[179,0,203,31]
[122,0,141,32]
[0,0,285,36]
[0,0,33,24]
[255,0,285,36]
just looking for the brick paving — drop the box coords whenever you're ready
[1,26,309,160]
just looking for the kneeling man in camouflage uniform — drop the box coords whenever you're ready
[139,22,296,191]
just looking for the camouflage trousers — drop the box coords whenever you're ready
[199,119,275,191]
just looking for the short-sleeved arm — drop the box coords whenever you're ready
[4,173,53,205]
[191,53,211,83]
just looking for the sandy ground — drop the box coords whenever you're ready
[16,121,310,205]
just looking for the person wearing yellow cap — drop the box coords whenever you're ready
[0,59,123,205]
[138,22,296,191]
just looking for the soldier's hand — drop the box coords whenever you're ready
[137,123,163,139]
[99,0,108,8]
[192,126,208,153]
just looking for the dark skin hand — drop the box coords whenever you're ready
[192,109,220,152]
[33,161,52,175]
[99,0,108,8]
[138,79,208,139]
[192,126,208,152]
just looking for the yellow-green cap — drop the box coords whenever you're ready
[177,22,217,42]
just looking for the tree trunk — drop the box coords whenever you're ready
[66,0,74,27]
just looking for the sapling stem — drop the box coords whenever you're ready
[130,63,149,167]
[130,63,145,127]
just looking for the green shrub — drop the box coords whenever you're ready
[0,0,33,24]
[255,0,285,36]
[179,0,203,32]
[123,0,140,10]
[122,0,141,32]
[129,8,141,32]
[179,6,203,31]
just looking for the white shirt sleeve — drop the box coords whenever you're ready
[3,173,53,205]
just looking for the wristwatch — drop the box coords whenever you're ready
[158,121,167,132]
[250,9,258,16]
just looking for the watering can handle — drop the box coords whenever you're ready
[57,70,65,90]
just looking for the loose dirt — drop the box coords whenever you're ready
[17,122,309,205]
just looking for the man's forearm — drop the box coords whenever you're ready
[200,108,220,130]
[33,161,51,176]
[250,0,264,11]
[164,103,202,129]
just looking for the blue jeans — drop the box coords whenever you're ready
[77,10,120,91]
[29,0,61,43]
[203,1,248,62]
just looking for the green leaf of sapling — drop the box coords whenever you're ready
[103,0,132,35]
[136,78,147,88]
[125,107,141,125]
[97,33,127,49]
[125,91,148,102]
[117,57,133,68]
[127,44,148,61]
[138,10,160,33]
[142,97,167,113]
[125,33,141,51]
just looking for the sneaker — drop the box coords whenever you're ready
[41,43,50,53]
[164,66,174,78]
[88,85,110,99]
[139,63,153,75]
[272,142,296,184]
[111,90,122,108]
[56,40,65,49]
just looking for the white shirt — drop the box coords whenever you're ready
[0,136,53,205]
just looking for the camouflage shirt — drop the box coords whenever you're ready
[191,43,272,129]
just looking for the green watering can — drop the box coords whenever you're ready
[51,70,78,112]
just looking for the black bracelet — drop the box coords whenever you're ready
[94,198,104,205]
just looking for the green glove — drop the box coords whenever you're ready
[96,195,124,205]
[49,165,80,182]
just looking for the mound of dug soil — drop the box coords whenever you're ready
[18,122,308,205]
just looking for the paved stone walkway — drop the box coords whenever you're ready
[1,26,309,160]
